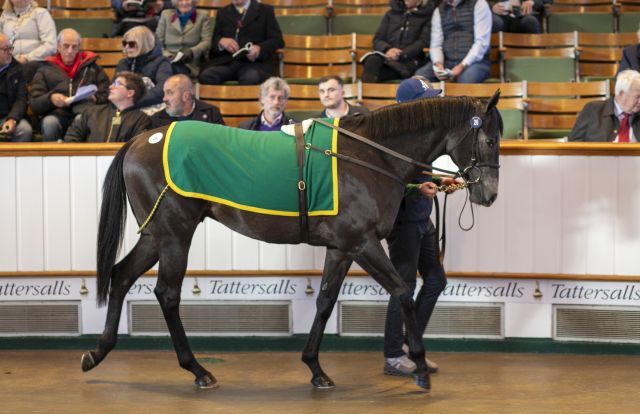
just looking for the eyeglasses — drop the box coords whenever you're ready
[0,46,13,53]
[121,40,137,49]
[111,80,128,89]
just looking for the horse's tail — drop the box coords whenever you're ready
[96,139,135,307]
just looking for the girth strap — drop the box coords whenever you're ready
[294,122,310,243]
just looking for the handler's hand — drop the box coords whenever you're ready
[439,177,465,193]
[419,181,438,198]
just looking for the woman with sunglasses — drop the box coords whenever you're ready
[0,0,56,82]
[115,25,172,113]
[156,0,211,78]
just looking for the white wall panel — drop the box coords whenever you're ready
[205,220,232,269]
[232,232,259,269]
[188,222,206,270]
[287,244,315,269]
[260,242,286,270]
[504,302,552,338]
[43,157,71,269]
[615,157,640,275]
[561,156,589,274]
[475,161,506,272]
[503,156,533,272]
[0,157,17,270]
[532,156,562,273]
[16,157,44,270]
[70,157,98,270]
[586,157,616,275]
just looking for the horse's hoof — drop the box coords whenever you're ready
[81,351,97,372]
[195,373,218,389]
[412,372,431,391]
[311,375,335,389]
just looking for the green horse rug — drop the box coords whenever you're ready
[162,119,339,216]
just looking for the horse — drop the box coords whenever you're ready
[81,92,502,392]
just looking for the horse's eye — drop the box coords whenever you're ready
[485,138,495,148]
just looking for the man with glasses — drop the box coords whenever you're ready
[64,71,151,142]
[198,0,284,85]
[30,28,111,141]
[238,77,296,131]
[0,33,32,142]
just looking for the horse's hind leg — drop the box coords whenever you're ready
[82,234,158,371]
[354,237,430,391]
[301,247,352,389]
[155,241,217,389]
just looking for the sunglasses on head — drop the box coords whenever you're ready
[122,40,137,48]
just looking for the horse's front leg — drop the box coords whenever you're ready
[82,235,158,372]
[354,237,430,391]
[155,242,217,389]
[301,247,352,389]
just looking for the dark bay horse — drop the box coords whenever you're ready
[81,93,502,392]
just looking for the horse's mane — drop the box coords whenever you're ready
[345,96,484,139]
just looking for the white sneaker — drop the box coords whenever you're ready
[383,355,416,377]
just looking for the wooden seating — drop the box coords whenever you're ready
[500,32,578,82]
[49,0,113,18]
[279,34,356,84]
[197,84,262,127]
[525,80,610,139]
[442,82,525,139]
[331,0,389,15]
[615,0,640,31]
[332,13,384,35]
[80,38,123,79]
[358,82,397,110]
[577,33,637,80]
[261,0,329,15]
[198,0,226,17]
[547,0,615,33]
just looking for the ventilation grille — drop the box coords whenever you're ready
[339,301,503,338]
[0,302,80,336]
[129,301,291,336]
[554,305,640,343]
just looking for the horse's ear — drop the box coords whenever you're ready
[485,89,501,113]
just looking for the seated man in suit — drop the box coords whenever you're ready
[0,33,32,142]
[314,75,369,119]
[151,74,224,128]
[238,77,296,131]
[569,70,640,142]
[198,0,284,85]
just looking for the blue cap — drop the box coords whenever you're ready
[396,78,442,103]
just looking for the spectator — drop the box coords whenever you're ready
[569,70,640,143]
[415,0,492,84]
[116,25,173,112]
[0,33,31,142]
[156,0,212,78]
[490,0,550,34]
[64,71,151,142]
[198,0,284,85]
[361,0,435,83]
[150,74,224,128]
[112,0,172,37]
[0,0,56,82]
[238,77,296,131]
[617,24,640,74]
[30,29,110,142]
[314,75,369,118]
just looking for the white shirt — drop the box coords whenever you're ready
[429,0,492,68]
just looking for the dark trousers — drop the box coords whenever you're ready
[492,14,541,34]
[198,59,273,85]
[361,54,413,83]
[383,219,447,358]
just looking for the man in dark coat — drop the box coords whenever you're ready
[238,77,296,131]
[64,71,151,142]
[490,0,551,34]
[30,28,110,141]
[151,74,224,128]
[362,0,435,83]
[198,0,285,85]
[569,69,640,142]
[0,33,31,142]
[618,43,640,74]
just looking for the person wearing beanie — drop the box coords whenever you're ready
[383,76,458,378]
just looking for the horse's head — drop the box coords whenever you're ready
[446,91,502,207]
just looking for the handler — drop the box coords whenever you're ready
[383,76,460,377]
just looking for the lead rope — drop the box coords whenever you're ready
[137,184,170,234]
